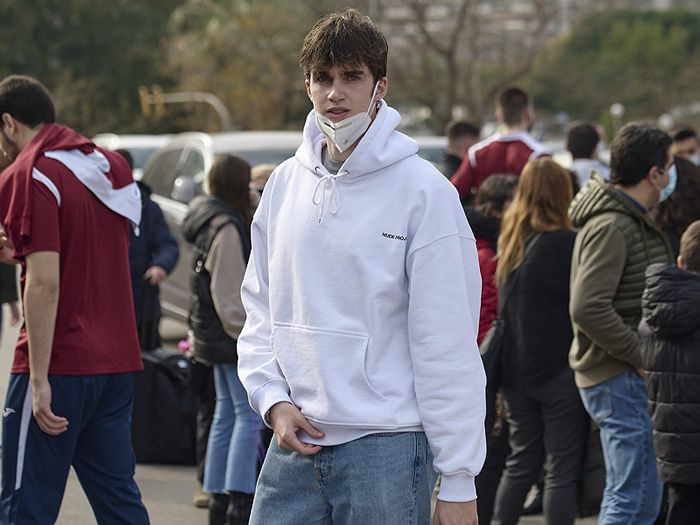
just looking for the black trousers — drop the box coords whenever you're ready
[666,483,700,525]
[476,415,510,525]
[492,367,589,525]
[190,360,216,485]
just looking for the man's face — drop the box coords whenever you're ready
[451,135,478,159]
[0,114,21,161]
[671,137,700,161]
[0,128,19,161]
[0,113,20,161]
[650,147,674,202]
[306,63,386,124]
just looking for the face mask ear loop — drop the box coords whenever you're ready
[367,81,381,116]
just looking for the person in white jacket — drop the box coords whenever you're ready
[237,9,486,525]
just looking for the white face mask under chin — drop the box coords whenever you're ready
[315,82,380,153]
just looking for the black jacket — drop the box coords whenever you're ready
[129,181,179,325]
[464,206,499,250]
[182,196,250,364]
[440,153,463,179]
[501,229,576,390]
[640,263,700,484]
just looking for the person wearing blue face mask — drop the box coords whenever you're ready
[656,156,700,257]
[568,122,674,525]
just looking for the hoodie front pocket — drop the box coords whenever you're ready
[271,323,388,425]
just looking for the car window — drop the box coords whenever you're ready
[418,147,443,167]
[142,149,184,197]
[129,147,158,170]
[179,149,206,180]
[176,149,207,198]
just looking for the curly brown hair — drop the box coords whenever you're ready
[299,9,388,83]
[681,220,700,273]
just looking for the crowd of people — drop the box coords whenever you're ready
[451,88,700,525]
[0,7,698,525]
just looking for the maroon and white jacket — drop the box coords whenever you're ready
[450,131,550,200]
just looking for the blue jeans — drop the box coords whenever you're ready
[203,363,264,494]
[250,432,437,525]
[579,370,662,525]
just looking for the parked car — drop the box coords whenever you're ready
[141,131,302,323]
[92,133,172,180]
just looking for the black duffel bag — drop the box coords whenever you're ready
[131,348,197,465]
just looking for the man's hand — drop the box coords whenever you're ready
[0,228,12,249]
[0,229,16,264]
[144,266,167,286]
[9,301,21,326]
[432,499,477,525]
[31,378,68,435]
[269,402,324,455]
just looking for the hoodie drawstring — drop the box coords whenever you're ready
[312,167,345,224]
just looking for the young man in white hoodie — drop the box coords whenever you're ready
[237,9,486,525]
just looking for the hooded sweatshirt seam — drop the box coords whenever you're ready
[408,232,471,257]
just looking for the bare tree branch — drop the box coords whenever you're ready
[483,0,558,107]
[448,0,474,57]
[406,0,449,58]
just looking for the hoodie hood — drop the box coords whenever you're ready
[642,263,700,338]
[569,173,648,229]
[182,195,234,244]
[296,100,418,179]
[294,101,419,223]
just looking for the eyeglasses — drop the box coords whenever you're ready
[657,163,674,177]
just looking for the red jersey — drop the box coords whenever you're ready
[476,238,498,346]
[450,131,550,200]
[0,125,143,375]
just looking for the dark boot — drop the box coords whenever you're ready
[226,491,254,525]
[209,493,229,525]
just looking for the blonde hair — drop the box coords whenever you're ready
[496,158,573,284]
[251,163,276,182]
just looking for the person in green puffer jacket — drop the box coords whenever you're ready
[568,122,674,525]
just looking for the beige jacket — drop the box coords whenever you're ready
[204,223,247,340]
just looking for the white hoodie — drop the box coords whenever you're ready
[237,101,486,502]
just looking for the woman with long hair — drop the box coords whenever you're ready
[491,158,589,525]
[182,155,263,525]
[655,155,700,257]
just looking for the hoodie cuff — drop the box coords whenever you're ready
[438,473,477,502]
[251,381,292,429]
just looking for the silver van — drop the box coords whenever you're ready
[141,131,302,323]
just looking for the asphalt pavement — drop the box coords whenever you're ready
[0,311,596,524]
